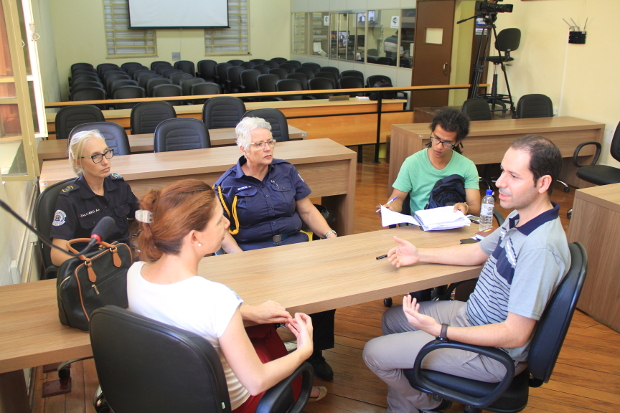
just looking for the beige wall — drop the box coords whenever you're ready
[49,0,291,100]
[495,0,620,166]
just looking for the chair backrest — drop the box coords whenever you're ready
[154,64,173,75]
[268,68,288,80]
[226,66,245,88]
[338,76,364,96]
[309,77,335,99]
[293,67,314,79]
[611,122,620,163]
[191,82,222,104]
[367,74,393,88]
[162,68,183,79]
[71,87,106,102]
[70,121,131,156]
[240,61,255,70]
[55,105,105,141]
[314,71,338,86]
[197,59,217,81]
[276,79,304,100]
[137,73,161,89]
[240,69,261,93]
[528,242,587,384]
[105,74,132,90]
[264,60,280,69]
[113,86,145,109]
[180,78,206,96]
[121,62,142,72]
[109,79,138,95]
[287,60,302,68]
[146,78,172,96]
[462,98,492,121]
[321,66,340,79]
[152,84,183,104]
[516,94,553,119]
[151,61,172,71]
[301,62,321,73]
[215,62,232,84]
[495,28,521,53]
[243,108,289,142]
[154,118,211,152]
[174,60,195,75]
[227,59,244,66]
[90,306,232,413]
[71,62,94,72]
[97,63,120,77]
[202,96,246,129]
[70,81,105,96]
[127,66,149,77]
[130,101,177,135]
[377,57,394,66]
[170,73,193,85]
[286,73,309,90]
[35,177,79,275]
[278,63,297,73]
[253,64,271,74]
[256,74,279,93]
[71,74,100,85]
[249,58,266,65]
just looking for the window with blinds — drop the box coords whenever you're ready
[103,0,156,57]
[204,0,249,55]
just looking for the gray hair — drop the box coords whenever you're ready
[235,117,272,150]
[68,130,106,176]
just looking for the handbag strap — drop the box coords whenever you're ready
[66,239,123,282]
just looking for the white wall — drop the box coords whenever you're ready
[494,0,620,166]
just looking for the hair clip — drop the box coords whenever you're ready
[135,210,153,223]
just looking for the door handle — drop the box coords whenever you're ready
[443,62,448,76]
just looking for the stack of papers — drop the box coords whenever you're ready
[380,205,470,231]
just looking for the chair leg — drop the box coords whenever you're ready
[557,180,570,193]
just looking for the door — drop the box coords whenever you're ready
[411,0,456,108]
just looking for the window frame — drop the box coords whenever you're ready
[204,0,249,56]
[103,0,157,58]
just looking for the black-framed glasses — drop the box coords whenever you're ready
[249,139,276,149]
[429,134,457,149]
[82,149,114,164]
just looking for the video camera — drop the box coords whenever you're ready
[475,0,513,14]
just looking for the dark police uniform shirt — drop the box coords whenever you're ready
[214,157,311,250]
[50,174,139,244]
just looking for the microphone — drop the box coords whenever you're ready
[90,216,116,243]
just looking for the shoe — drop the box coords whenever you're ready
[308,386,327,402]
[422,398,452,412]
[308,352,334,381]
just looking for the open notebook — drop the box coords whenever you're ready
[381,205,471,231]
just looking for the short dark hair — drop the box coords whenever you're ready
[428,108,470,154]
[510,134,563,195]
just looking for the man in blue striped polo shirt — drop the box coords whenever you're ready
[364,135,571,413]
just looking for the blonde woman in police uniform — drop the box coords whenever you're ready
[50,130,139,266]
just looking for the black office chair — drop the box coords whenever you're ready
[321,66,340,79]
[70,81,105,99]
[152,84,183,105]
[270,57,287,65]
[278,63,297,74]
[257,74,280,100]
[338,76,365,97]
[154,118,211,152]
[174,60,195,75]
[482,28,521,115]
[250,58,266,66]
[403,242,587,413]
[55,105,105,141]
[287,60,302,68]
[226,65,246,93]
[215,62,232,90]
[301,62,321,73]
[240,61,255,70]
[341,70,364,83]
[293,67,314,79]
[71,87,106,104]
[71,62,94,72]
[202,96,246,129]
[268,68,288,80]
[243,108,289,142]
[90,305,313,413]
[113,86,145,109]
[191,82,222,104]
[130,101,177,135]
[572,121,620,186]
[34,178,78,280]
[516,94,553,119]
[239,69,261,94]
[137,73,161,89]
[70,121,131,156]
[180,77,207,97]
[253,64,271,74]
[366,75,406,99]
[308,77,335,99]
[151,61,171,71]
[170,73,193,85]
[286,73,309,90]
[264,60,280,69]
[121,62,142,72]
[97,63,120,77]
[276,79,307,101]
[161,68,183,79]
[197,59,217,82]
[313,71,338,87]
[461,98,492,121]
[154,63,174,75]
[70,74,101,86]
[227,59,244,66]
[109,79,138,96]
[146,78,172,97]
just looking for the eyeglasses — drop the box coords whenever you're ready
[249,139,276,149]
[430,134,457,149]
[82,149,114,164]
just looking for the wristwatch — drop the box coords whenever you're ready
[323,229,337,238]
[438,323,449,341]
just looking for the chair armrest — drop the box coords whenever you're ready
[256,362,313,413]
[238,85,246,93]
[409,339,515,409]
[274,97,284,101]
[303,95,316,100]
[44,265,58,280]
[572,141,601,167]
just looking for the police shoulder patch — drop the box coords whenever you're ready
[52,210,67,226]
[110,173,124,180]
[60,184,77,193]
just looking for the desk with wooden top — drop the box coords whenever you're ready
[39,139,356,237]
[389,116,606,190]
[0,224,481,413]
[45,98,411,147]
[567,183,620,332]
[37,125,307,162]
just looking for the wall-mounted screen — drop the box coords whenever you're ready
[128,0,229,29]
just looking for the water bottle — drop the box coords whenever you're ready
[479,189,495,232]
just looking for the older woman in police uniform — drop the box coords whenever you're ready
[50,130,139,266]
[214,117,337,381]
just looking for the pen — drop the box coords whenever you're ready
[376,196,398,213]
[376,254,388,260]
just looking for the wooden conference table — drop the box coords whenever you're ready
[389,116,605,190]
[37,125,307,163]
[0,224,481,413]
[39,139,356,237]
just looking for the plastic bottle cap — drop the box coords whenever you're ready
[486,189,493,195]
